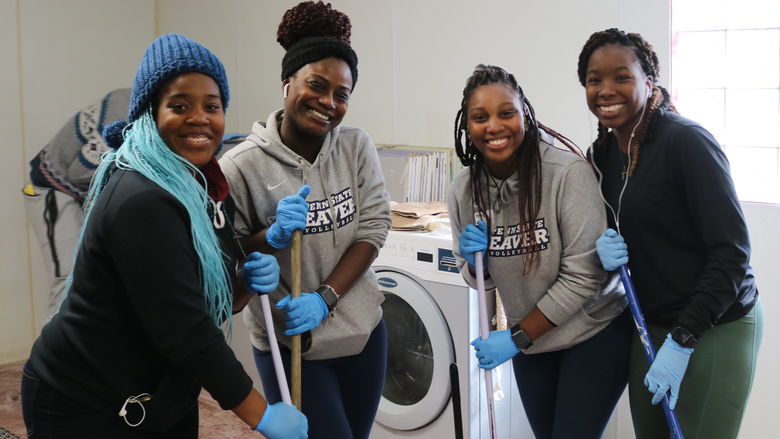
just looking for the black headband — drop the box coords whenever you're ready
[281,36,358,89]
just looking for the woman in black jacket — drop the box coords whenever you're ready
[21,34,306,439]
[579,28,763,439]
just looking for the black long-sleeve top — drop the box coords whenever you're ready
[592,110,758,338]
[27,169,252,428]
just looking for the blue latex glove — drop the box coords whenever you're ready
[595,228,628,271]
[254,401,308,439]
[275,292,329,336]
[470,329,520,370]
[459,221,489,268]
[242,252,280,294]
[266,185,310,249]
[644,334,693,410]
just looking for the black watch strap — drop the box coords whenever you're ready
[316,284,340,312]
[511,324,533,350]
[670,326,699,348]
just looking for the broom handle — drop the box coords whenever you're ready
[260,295,291,405]
[475,252,498,439]
[291,230,303,410]
[619,266,684,439]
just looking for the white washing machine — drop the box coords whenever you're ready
[370,230,533,438]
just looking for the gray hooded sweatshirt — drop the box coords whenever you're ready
[448,139,626,354]
[219,109,391,360]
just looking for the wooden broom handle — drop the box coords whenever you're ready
[290,229,303,409]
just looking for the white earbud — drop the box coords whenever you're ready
[118,393,150,427]
[283,83,289,99]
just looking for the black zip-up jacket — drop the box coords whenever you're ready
[591,110,757,338]
[27,169,252,430]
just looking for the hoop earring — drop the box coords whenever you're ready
[283,83,289,99]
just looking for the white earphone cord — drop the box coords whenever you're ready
[593,98,649,235]
[118,393,151,427]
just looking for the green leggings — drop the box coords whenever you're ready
[628,299,763,439]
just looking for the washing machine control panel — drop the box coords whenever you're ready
[436,249,459,273]
[377,232,462,282]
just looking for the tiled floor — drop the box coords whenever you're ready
[0,361,256,438]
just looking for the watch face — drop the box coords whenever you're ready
[512,328,532,349]
[672,327,697,348]
[316,286,339,310]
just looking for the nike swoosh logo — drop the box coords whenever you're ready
[267,179,287,191]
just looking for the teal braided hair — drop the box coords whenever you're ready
[70,109,232,328]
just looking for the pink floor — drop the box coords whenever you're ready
[0,361,257,438]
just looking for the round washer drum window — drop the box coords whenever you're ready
[382,292,434,406]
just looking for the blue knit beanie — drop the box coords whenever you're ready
[129,33,229,122]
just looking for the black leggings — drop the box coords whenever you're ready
[512,311,633,439]
[254,319,387,439]
[20,362,198,439]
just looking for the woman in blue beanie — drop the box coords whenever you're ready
[21,34,307,439]
[220,2,391,439]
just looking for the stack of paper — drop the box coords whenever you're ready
[389,201,448,232]
[401,151,452,203]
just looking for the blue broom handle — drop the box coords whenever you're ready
[618,265,685,439]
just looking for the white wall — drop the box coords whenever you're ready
[1,0,30,363]
[154,0,398,140]
[739,202,780,439]
[3,1,778,437]
[154,0,669,150]
[0,0,155,363]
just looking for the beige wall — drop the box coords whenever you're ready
[0,0,155,364]
[155,0,669,150]
[1,0,30,363]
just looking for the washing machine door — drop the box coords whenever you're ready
[374,268,455,430]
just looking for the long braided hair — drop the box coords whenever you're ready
[577,28,678,176]
[454,65,582,276]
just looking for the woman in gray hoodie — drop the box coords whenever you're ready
[219,3,391,439]
[449,65,631,439]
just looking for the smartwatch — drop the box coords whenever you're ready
[670,326,699,349]
[316,284,340,312]
[510,324,533,350]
